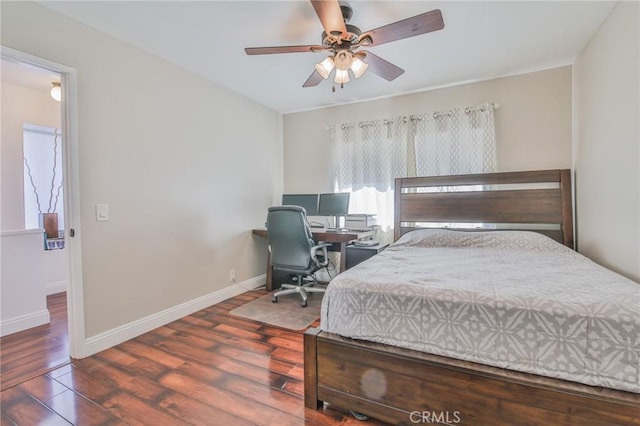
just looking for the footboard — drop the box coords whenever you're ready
[304,328,640,425]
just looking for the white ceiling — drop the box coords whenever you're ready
[37,1,616,114]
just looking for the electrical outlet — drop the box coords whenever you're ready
[229,269,236,282]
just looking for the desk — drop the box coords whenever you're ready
[252,228,373,291]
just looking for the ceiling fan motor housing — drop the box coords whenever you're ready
[322,23,361,47]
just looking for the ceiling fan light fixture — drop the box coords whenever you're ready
[334,68,350,85]
[334,49,353,70]
[50,82,61,102]
[315,56,335,79]
[350,57,368,79]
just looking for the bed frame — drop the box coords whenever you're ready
[304,169,639,425]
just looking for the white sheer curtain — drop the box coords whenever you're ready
[412,103,498,229]
[331,103,497,238]
[414,103,497,176]
[332,117,408,240]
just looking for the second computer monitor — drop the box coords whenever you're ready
[318,193,350,217]
[282,194,319,216]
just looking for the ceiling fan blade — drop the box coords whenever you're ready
[245,45,324,55]
[361,51,405,81]
[363,9,444,47]
[310,0,347,38]
[303,69,324,87]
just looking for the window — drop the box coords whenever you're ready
[333,118,408,239]
[23,124,65,248]
[332,104,497,241]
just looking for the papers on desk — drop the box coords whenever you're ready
[352,239,379,247]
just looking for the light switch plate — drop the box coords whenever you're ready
[96,204,109,221]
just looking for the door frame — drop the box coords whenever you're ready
[2,46,86,358]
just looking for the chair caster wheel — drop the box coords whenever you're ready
[272,296,278,303]
[301,300,308,307]
[349,410,369,421]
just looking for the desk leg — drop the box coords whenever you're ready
[339,242,347,273]
[265,250,273,291]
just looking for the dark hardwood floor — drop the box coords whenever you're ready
[1,290,389,425]
[0,292,70,391]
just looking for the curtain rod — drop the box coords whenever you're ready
[333,102,499,129]
[433,102,500,119]
[345,118,400,128]
[359,118,398,127]
[464,102,499,114]
[357,116,423,127]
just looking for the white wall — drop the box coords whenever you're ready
[283,67,572,192]
[1,2,281,338]
[1,230,50,336]
[573,1,640,282]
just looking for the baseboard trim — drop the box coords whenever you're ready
[0,309,51,337]
[83,274,265,357]
[46,280,68,295]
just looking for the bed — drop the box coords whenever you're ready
[304,169,640,425]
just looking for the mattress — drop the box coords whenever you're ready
[320,229,640,393]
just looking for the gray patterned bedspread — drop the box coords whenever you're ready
[321,229,639,393]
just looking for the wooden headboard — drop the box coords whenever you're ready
[394,169,574,248]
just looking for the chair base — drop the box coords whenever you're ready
[272,279,326,307]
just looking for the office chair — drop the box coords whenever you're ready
[266,206,330,307]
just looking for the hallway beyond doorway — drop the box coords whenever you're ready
[0,292,70,391]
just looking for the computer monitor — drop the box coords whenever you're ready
[318,193,350,229]
[281,194,319,216]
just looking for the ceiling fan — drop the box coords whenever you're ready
[245,0,444,89]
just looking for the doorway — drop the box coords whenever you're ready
[0,47,85,386]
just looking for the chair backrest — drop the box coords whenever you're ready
[266,206,314,270]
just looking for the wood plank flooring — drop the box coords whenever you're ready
[0,292,70,391]
[1,290,390,425]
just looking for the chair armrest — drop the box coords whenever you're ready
[311,242,331,267]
